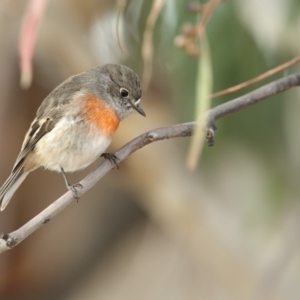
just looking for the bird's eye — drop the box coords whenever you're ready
[120,88,129,98]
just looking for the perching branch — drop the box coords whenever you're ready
[0,72,300,254]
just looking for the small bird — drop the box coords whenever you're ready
[0,63,145,211]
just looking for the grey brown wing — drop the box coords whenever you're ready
[0,114,57,210]
[12,116,57,172]
[13,74,85,171]
[36,73,84,118]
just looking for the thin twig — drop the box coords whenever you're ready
[208,72,300,122]
[1,72,300,254]
[174,0,223,56]
[115,0,128,55]
[141,0,165,90]
[194,0,223,38]
[211,55,300,98]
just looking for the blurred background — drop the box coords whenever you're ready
[0,0,300,299]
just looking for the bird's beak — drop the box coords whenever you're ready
[129,99,146,117]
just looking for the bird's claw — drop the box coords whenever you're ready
[101,152,119,169]
[68,183,83,202]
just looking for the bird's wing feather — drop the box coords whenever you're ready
[12,75,85,172]
[12,115,58,172]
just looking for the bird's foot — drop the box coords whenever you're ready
[67,183,83,202]
[101,152,119,169]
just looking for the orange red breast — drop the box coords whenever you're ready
[83,94,120,136]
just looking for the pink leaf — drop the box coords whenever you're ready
[19,0,48,89]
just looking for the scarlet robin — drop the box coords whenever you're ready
[0,63,145,211]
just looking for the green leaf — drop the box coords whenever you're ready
[186,34,213,170]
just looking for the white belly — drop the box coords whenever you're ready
[34,118,112,172]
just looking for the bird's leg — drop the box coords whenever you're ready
[101,153,119,170]
[60,166,82,201]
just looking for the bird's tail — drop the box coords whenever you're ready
[0,166,28,211]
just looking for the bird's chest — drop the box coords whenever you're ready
[34,95,121,172]
[35,118,112,172]
[64,129,111,171]
[83,94,120,136]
